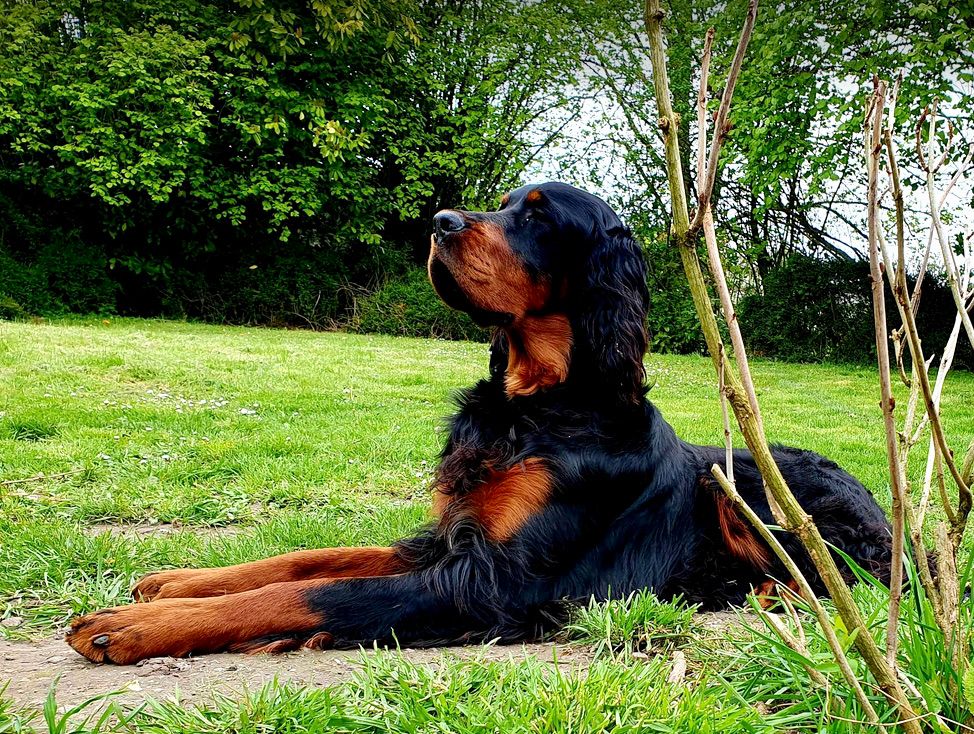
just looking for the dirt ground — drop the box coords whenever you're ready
[0,636,586,711]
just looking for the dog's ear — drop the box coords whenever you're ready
[575,224,649,404]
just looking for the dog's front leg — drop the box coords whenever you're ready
[66,574,476,664]
[133,546,409,601]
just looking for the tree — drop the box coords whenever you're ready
[0,0,591,322]
[563,0,974,272]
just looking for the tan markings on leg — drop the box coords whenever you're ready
[68,578,329,665]
[134,547,406,601]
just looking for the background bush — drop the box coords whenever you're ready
[0,0,587,329]
[638,221,708,356]
[739,255,973,369]
[354,268,488,341]
[0,194,118,316]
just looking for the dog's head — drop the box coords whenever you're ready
[429,182,649,403]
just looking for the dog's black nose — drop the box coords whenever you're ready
[434,210,466,236]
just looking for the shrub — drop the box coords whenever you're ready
[0,250,50,318]
[636,220,707,356]
[39,239,119,315]
[354,268,488,341]
[0,234,117,317]
[165,248,346,327]
[738,256,876,364]
[646,275,706,356]
[739,255,973,368]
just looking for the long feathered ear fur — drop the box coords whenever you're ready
[575,224,649,404]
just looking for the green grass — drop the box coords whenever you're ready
[1,317,973,732]
[564,590,700,658]
[0,652,775,733]
[720,555,974,731]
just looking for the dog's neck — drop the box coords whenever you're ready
[502,314,573,399]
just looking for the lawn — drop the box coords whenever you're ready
[1,317,973,732]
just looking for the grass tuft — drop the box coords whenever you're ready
[1,419,59,442]
[718,556,974,730]
[564,590,699,658]
[0,683,35,733]
[5,652,776,734]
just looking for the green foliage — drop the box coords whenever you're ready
[165,246,347,326]
[36,247,115,316]
[0,251,50,318]
[42,687,139,734]
[354,269,488,341]
[3,0,968,364]
[0,201,117,317]
[0,655,773,733]
[570,0,973,287]
[0,0,377,239]
[739,256,878,364]
[963,662,974,713]
[0,685,33,733]
[229,0,420,59]
[637,219,707,356]
[0,0,589,327]
[722,0,973,206]
[346,652,769,733]
[44,27,214,208]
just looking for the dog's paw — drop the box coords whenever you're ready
[132,569,208,602]
[66,604,193,664]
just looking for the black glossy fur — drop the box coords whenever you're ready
[304,182,894,647]
[63,182,896,664]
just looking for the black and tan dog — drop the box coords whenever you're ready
[67,182,892,664]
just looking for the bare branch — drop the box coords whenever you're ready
[923,105,974,352]
[719,360,735,484]
[696,27,715,195]
[690,0,758,232]
[695,0,765,436]
[644,5,924,728]
[866,80,907,664]
[918,315,963,529]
